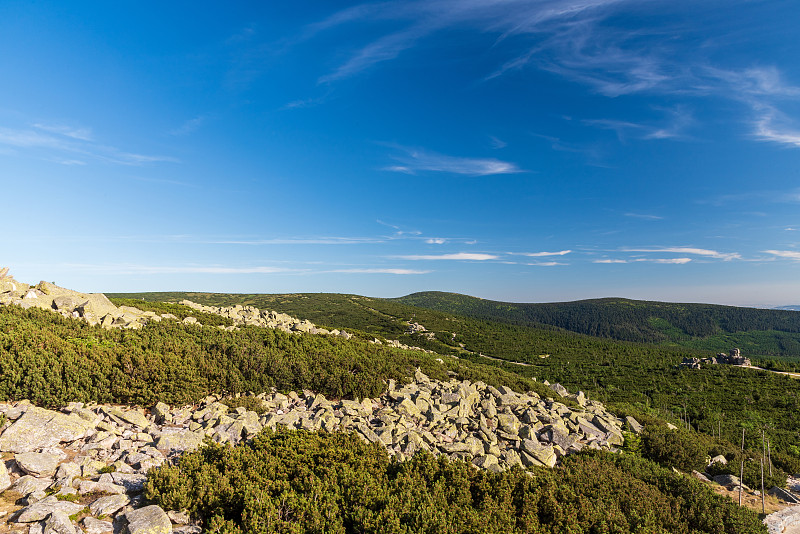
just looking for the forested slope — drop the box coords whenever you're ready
[396,291,800,358]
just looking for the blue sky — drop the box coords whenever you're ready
[2,1,800,306]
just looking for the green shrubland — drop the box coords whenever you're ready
[0,305,553,407]
[145,428,766,534]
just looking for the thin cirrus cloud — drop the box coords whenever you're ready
[516,250,571,257]
[396,252,499,261]
[526,261,568,266]
[764,250,800,261]
[330,268,431,274]
[595,258,692,264]
[384,146,521,176]
[624,212,663,220]
[620,247,741,261]
[0,123,178,166]
[306,1,800,150]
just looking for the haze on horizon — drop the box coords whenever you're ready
[2,1,800,308]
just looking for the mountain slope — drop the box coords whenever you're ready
[395,291,800,358]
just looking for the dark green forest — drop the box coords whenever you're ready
[396,291,800,358]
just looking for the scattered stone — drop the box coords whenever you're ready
[82,517,114,534]
[15,496,85,523]
[124,505,172,534]
[769,486,800,504]
[43,510,76,534]
[89,494,130,517]
[15,452,61,477]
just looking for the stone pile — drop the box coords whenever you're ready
[177,300,354,338]
[0,371,638,534]
[0,273,167,331]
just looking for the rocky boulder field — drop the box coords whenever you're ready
[0,367,632,534]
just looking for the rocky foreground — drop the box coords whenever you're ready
[0,369,633,534]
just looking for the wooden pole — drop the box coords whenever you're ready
[739,459,744,506]
[761,458,765,515]
[768,439,772,477]
[741,428,745,452]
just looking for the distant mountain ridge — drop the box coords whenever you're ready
[394,291,800,356]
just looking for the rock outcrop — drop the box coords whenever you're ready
[0,371,636,533]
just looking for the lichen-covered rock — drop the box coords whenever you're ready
[43,510,76,534]
[124,505,172,534]
[0,407,94,453]
[15,496,85,523]
[16,452,61,477]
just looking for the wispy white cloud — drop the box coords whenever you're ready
[426,238,447,244]
[0,123,178,166]
[330,268,431,274]
[72,264,301,275]
[32,123,93,141]
[638,258,692,264]
[752,104,800,148]
[594,257,691,264]
[585,106,693,141]
[624,212,663,220]
[489,136,507,149]
[526,261,568,266]
[621,247,741,261]
[385,145,521,176]
[516,250,571,257]
[764,250,800,261]
[313,0,631,85]
[376,219,423,237]
[209,237,383,245]
[170,116,206,136]
[396,252,499,261]
[306,1,800,150]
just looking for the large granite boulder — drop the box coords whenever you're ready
[124,505,172,534]
[0,407,94,453]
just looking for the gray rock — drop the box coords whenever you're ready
[89,494,130,516]
[692,470,712,483]
[16,452,62,477]
[769,486,800,504]
[78,480,126,495]
[0,407,94,453]
[43,510,75,534]
[154,430,204,453]
[166,511,189,525]
[111,473,147,493]
[0,459,11,492]
[709,455,727,466]
[107,408,150,430]
[625,416,643,434]
[10,475,52,497]
[16,496,85,523]
[83,517,114,534]
[713,474,743,489]
[124,505,172,534]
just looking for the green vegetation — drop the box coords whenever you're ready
[145,428,765,534]
[110,291,800,470]
[0,304,552,408]
[396,291,800,361]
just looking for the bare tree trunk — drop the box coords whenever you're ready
[761,458,765,515]
[739,459,744,506]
